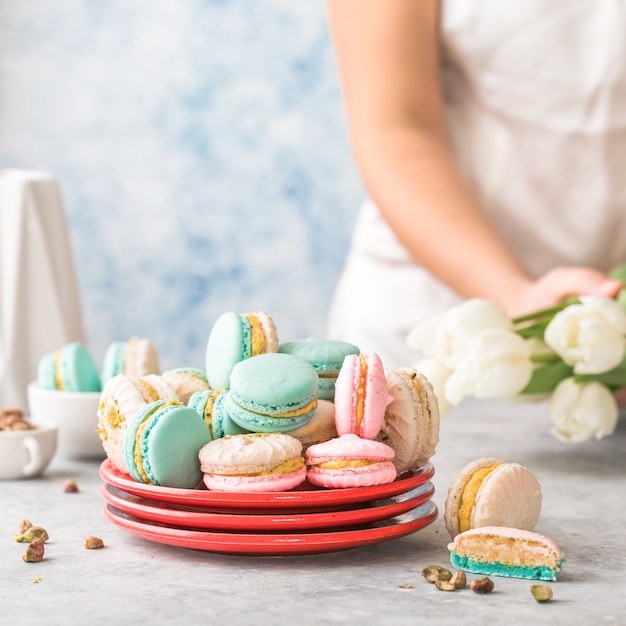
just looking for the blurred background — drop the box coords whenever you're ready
[0,0,363,372]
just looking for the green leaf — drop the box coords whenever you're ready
[574,356,626,390]
[608,263,626,283]
[521,361,573,395]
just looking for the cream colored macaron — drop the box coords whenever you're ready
[376,367,440,475]
[444,457,543,539]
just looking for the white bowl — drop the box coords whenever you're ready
[0,419,58,479]
[27,382,105,460]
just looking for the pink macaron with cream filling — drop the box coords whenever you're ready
[305,433,397,488]
[334,353,392,439]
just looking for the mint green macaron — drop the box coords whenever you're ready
[279,337,360,400]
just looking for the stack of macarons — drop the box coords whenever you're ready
[90,309,443,493]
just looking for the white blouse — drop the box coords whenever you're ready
[328,0,626,367]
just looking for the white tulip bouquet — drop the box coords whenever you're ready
[407,266,626,443]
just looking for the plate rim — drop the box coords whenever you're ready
[101,481,435,531]
[103,501,438,556]
[99,459,435,510]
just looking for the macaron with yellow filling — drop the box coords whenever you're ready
[444,457,543,539]
[125,400,211,488]
[199,432,307,492]
[226,353,318,433]
[376,367,440,475]
[188,388,250,439]
[205,311,279,389]
[97,374,179,474]
[334,353,392,440]
[306,433,397,488]
[37,342,101,392]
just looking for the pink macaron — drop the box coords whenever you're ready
[334,353,392,439]
[305,433,397,488]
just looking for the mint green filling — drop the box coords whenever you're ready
[450,552,561,581]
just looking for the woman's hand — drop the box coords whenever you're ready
[502,267,623,318]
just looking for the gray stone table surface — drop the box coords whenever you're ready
[1,399,625,626]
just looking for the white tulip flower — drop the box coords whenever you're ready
[407,299,511,369]
[549,378,618,443]
[444,329,533,405]
[413,358,454,414]
[544,296,626,374]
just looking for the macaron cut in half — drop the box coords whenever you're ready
[200,432,307,492]
[334,353,392,440]
[188,388,250,440]
[448,526,565,581]
[124,400,212,489]
[226,353,318,433]
[205,311,279,390]
[278,337,360,400]
[37,342,101,392]
[444,457,542,539]
[101,336,160,384]
[306,433,397,488]
[376,367,440,475]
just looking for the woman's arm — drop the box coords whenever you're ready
[326,0,621,315]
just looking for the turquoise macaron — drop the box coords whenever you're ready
[226,353,319,433]
[124,400,212,488]
[204,311,279,390]
[36,342,101,392]
[101,341,126,382]
[188,388,250,439]
[278,338,360,400]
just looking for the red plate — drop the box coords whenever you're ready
[99,459,434,512]
[101,481,435,532]
[103,500,438,556]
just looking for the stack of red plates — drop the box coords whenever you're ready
[99,459,438,556]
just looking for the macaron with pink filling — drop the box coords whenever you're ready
[334,353,392,439]
[199,432,306,492]
[305,433,397,488]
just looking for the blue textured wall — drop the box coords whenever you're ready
[0,1,362,371]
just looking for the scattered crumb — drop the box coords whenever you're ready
[33,577,42,584]
[64,479,79,493]
[398,583,413,589]
[84,536,105,549]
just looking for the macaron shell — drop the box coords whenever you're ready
[306,433,395,464]
[226,392,314,433]
[334,353,391,440]
[124,336,160,377]
[471,463,542,532]
[307,462,397,489]
[205,312,250,389]
[252,311,279,353]
[202,467,307,492]
[288,399,337,449]
[199,432,303,475]
[134,403,212,488]
[377,367,440,475]
[278,338,360,374]
[101,342,126,383]
[162,368,210,404]
[229,353,318,411]
[59,342,101,392]
[444,457,504,538]
[36,352,57,390]
[124,400,168,483]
